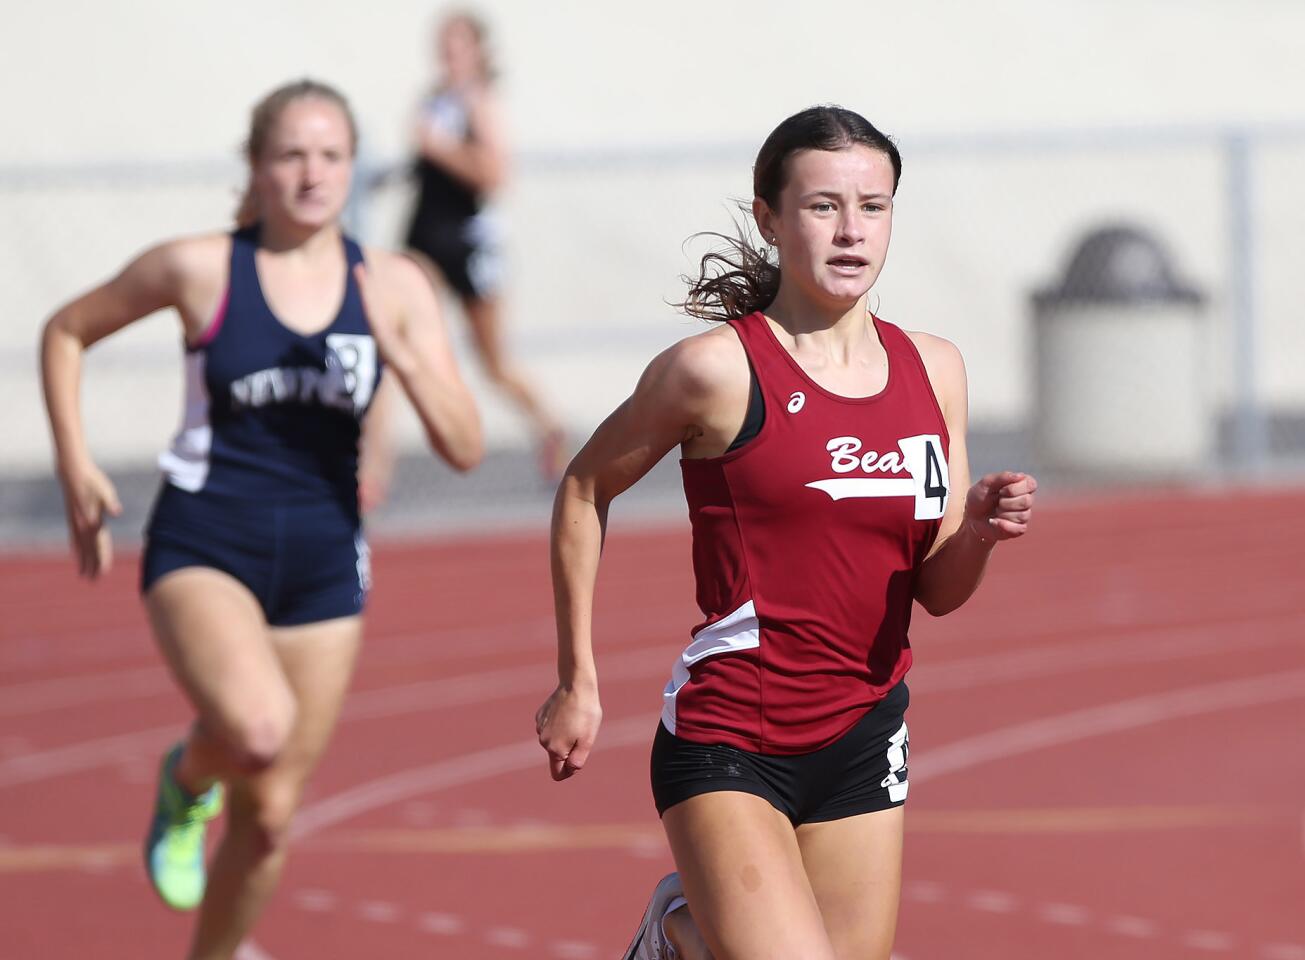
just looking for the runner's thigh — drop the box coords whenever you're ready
[265,615,363,778]
[662,791,838,960]
[146,567,294,751]
[796,805,905,960]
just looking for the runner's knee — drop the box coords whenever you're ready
[242,778,302,856]
[226,698,296,773]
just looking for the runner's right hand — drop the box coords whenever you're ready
[58,459,122,579]
[535,683,603,782]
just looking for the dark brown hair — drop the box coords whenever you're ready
[679,105,901,322]
[234,79,359,228]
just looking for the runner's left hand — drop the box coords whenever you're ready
[964,470,1037,543]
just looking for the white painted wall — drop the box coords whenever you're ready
[8,1,1304,163]
[4,0,1303,470]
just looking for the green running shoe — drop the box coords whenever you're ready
[143,742,223,911]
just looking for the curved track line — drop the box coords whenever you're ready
[9,605,1299,722]
[7,617,1300,788]
[291,668,1305,840]
[0,612,663,717]
[0,609,1221,722]
[918,612,1304,692]
[0,667,170,718]
[914,669,1305,782]
[0,647,671,787]
[0,725,179,788]
[290,714,659,839]
[343,647,670,722]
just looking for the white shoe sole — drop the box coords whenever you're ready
[619,872,684,960]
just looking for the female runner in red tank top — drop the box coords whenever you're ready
[535,106,1038,960]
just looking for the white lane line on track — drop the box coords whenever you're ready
[342,646,670,723]
[10,607,1301,721]
[0,620,557,716]
[416,911,464,935]
[550,940,598,958]
[0,628,147,671]
[290,669,1305,839]
[234,940,277,960]
[1,598,643,678]
[14,622,1304,954]
[11,654,1305,954]
[1106,914,1157,938]
[292,889,337,913]
[967,890,1019,914]
[275,673,1305,954]
[912,669,1305,783]
[485,926,530,948]
[290,714,659,840]
[357,900,401,923]
[918,880,1301,957]
[0,646,668,787]
[0,667,170,718]
[905,881,947,904]
[12,617,1305,791]
[0,724,179,788]
[1264,945,1305,959]
[916,612,1305,693]
[296,886,610,955]
[1184,930,1236,951]
[274,669,1305,953]
[1038,903,1091,926]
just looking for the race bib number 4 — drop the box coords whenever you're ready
[898,434,950,520]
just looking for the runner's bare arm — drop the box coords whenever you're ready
[536,332,747,780]
[355,251,483,472]
[910,333,1037,615]
[40,239,215,578]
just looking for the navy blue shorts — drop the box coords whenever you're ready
[141,483,370,627]
[650,680,910,824]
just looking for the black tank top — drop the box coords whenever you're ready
[411,89,481,226]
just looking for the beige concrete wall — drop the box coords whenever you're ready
[4,0,1303,470]
[8,1,1304,162]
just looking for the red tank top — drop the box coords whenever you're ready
[665,311,951,754]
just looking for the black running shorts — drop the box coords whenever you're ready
[650,680,910,824]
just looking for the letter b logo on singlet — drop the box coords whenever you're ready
[325,334,378,414]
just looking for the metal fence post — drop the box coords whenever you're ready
[1226,129,1268,471]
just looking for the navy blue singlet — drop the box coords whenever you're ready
[142,227,382,625]
[158,226,381,505]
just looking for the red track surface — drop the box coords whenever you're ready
[3,489,1304,959]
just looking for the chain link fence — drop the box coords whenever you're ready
[4,125,1303,545]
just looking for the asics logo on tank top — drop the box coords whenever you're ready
[229,334,378,417]
[787,391,806,413]
[805,434,950,520]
